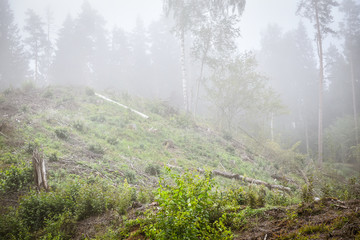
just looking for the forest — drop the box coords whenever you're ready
[0,0,359,239]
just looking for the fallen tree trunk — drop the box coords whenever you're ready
[95,93,149,119]
[167,164,291,193]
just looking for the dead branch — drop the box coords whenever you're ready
[166,164,291,193]
[0,131,8,138]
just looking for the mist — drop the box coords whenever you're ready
[1,0,360,238]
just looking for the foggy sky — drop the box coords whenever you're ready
[10,0,304,51]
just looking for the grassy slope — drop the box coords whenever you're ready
[0,86,359,239]
[1,86,279,186]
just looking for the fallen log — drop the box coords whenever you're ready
[95,93,149,119]
[166,164,291,193]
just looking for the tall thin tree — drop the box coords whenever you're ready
[297,0,338,167]
[340,0,360,146]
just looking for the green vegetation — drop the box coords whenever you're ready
[0,86,359,239]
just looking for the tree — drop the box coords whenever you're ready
[52,1,109,87]
[74,1,109,87]
[191,2,243,117]
[24,9,47,84]
[206,53,281,134]
[258,23,318,152]
[108,26,132,90]
[51,15,80,85]
[163,0,246,112]
[149,18,182,103]
[129,17,151,97]
[0,0,27,88]
[297,0,338,166]
[340,0,360,146]
[42,7,54,84]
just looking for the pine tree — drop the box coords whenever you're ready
[51,15,79,85]
[0,0,27,88]
[24,9,47,85]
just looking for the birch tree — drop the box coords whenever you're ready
[163,0,245,113]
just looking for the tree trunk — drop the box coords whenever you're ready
[350,56,359,146]
[305,117,310,156]
[193,57,205,118]
[315,4,324,167]
[180,30,188,112]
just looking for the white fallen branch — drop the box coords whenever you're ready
[95,93,149,119]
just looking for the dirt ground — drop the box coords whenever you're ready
[234,198,360,240]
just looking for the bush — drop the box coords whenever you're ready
[301,178,314,203]
[73,120,84,132]
[85,87,95,96]
[145,164,161,176]
[145,169,232,239]
[48,152,58,162]
[18,190,76,231]
[89,143,105,155]
[55,128,68,140]
[0,161,33,193]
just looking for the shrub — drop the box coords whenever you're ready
[75,181,108,220]
[48,152,58,162]
[107,137,118,145]
[145,164,161,176]
[0,161,33,193]
[18,190,76,231]
[90,115,106,123]
[73,120,84,132]
[88,143,104,155]
[55,128,68,140]
[42,89,53,99]
[85,87,95,96]
[301,178,314,203]
[145,169,232,239]
[21,80,35,92]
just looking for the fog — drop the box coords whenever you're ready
[1,0,359,164]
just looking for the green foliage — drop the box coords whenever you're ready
[324,115,359,163]
[55,128,69,140]
[75,180,109,220]
[0,161,33,193]
[91,115,106,123]
[112,179,135,214]
[73,120,85,132]
[88,143,105,155]
[85,87,95,96]
[107,136,118,145]
[18,190,75,231]
[145,169,232,239]
[301,178,314,203]
[145,164,161,176]
[48,151,58,162]
[42,89,53,99]
[21,80,35,92]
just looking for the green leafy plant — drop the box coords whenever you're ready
[0,161,33,193]
[55,128,68,140]
[144,168,232,239]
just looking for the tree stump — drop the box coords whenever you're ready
[32,148,49,191]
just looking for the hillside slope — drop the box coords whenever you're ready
[0,86,359,239]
